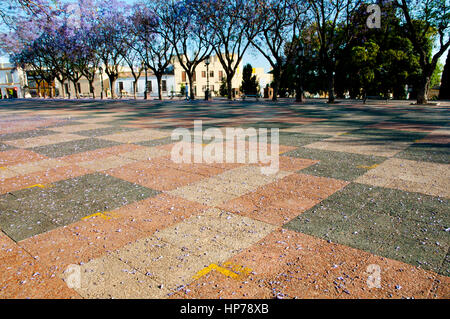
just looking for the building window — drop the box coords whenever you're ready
[181,71,186,82]
[6,72,13,83]
[162,80,167,92]
[193,72,196,81]
[219,71,224,81]
[211,85,214,92]
[202,71,206,78]
[118,82,124,92]
[210,71,214,78]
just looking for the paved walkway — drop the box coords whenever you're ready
[0,99,448,298]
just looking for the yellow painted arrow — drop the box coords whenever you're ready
[193,263,252,280]
[82,211,117,221]
[23,184,50,189]
[357,164,379,169]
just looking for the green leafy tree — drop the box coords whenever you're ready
[430,62,443,88]
[219,78,228,97]
[350,40,379,100]
[395,0,450,104]
[334,1,423,100]
[180,83,186,96]
[241,64,259,95]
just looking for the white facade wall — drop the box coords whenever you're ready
[115,74,176,98]
[0,63,27,98]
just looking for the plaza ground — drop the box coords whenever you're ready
[0,98,448,299]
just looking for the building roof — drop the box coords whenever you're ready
[0,63,15,70]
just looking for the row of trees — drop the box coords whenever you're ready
[278,1,449,102]
[1,0,449,104]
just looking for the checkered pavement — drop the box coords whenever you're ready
[0,99,448,299]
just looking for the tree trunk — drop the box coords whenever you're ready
[89,80,95,99]
[144,70,148,100]
[327,71,335,103]
[188,74,195,100]
[133,80,137,99]
[227,76,233,100]
[49,83,53,98]
[272,68,281,102]
[60,79,66,98]
[42,82,46,98]
[36,80,41,98]
[109,77,116,99]
[416,75,431,104]
[295,83,304,103]
[73,81,80,99]
[156,74,162,100]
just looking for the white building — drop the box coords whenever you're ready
[0,63,27,99]
[115,67,176,98]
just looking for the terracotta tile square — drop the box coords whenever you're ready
[18,226,105,275]
[112,193,209,233]
[106,156,207,191]
[1,262,80,299]
[162,156,227,177]
[221,229,316,277]
[220,173,348,226]
[0,233,79,298]
[0,149,47,166]
[0,231,31,266]
[276,156,318,171]
[176,270,273,299]
[141,168,206,191]
[219,229,373,298]
[429,275,449,299]
[341,254,437,299]
[66,216,149,254]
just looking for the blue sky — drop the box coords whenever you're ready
[0,0,271,71]
[2,0,446,71]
